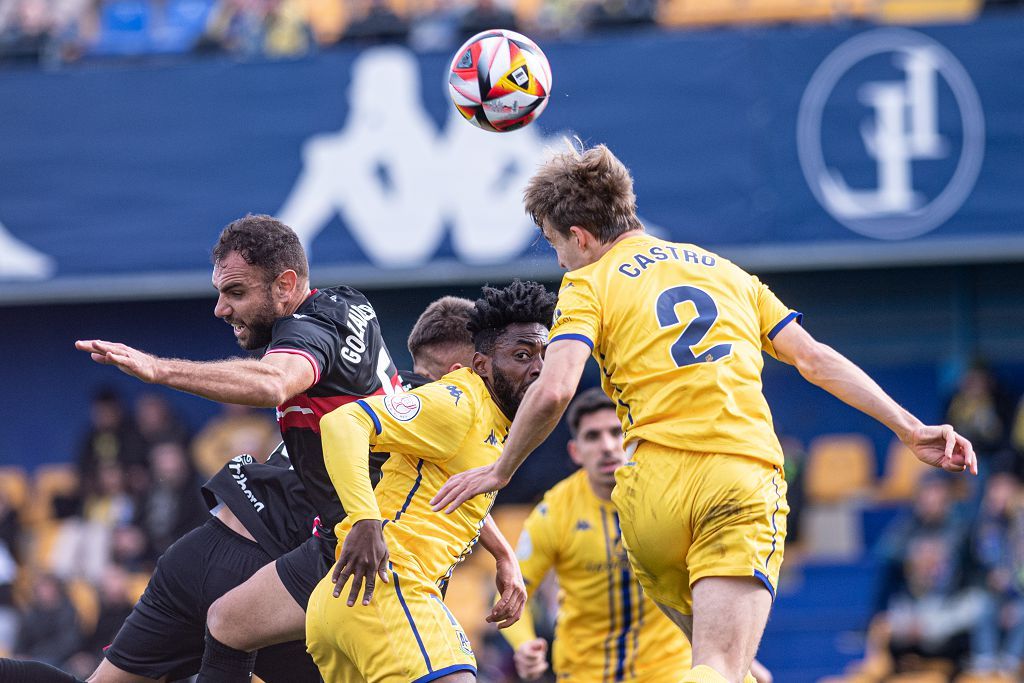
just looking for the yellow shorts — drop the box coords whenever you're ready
[611,442,788,616]
[305,562,476,683]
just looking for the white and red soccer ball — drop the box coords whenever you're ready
[447,29,552,133]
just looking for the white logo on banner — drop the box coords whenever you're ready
[278,46,561,267]
[797,29,984,240]
[0,219,54,280]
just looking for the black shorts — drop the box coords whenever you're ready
[104,518,320,682]
[275,532,336,610]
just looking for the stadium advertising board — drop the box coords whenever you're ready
[0,16,1021,303]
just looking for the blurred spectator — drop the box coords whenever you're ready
[1011,394,1024,470]
[52,459,135,583]
[0,539,16,654]
[882,535,983,675]
[110,524,151,573]
[342,0,407,44]
[14,574,82,667]
[65,566,135,677]
[945,364,1013,472]
[304,0,348,45]
[199,0,273,58]
[134,391,189,452]
[968,472,1024,676]
[458,0,516,40]
[0,486,21,565]
[137,441,206,556]
[76,387,146,503]
[190,403,279,478]
[873,472,969,616]
[580,0,655,29]
[263,0,313,56]
[408,0,461,52]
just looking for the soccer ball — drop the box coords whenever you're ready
[447,29,552,133]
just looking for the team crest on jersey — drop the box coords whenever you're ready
[382,394,421,422]
[456,629,474,656]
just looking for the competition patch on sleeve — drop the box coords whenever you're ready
[382,393,422,422]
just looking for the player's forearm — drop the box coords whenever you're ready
[155,357,291,407]
[321,408,382,523]
[798,343,922,441]
[495,380,574,481]
[479,515,515,562]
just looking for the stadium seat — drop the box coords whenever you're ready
[805,434,875,504]
[0,466,28,515]
[26,463,79,525]
[67,577,100,635]
[875,438,930,502]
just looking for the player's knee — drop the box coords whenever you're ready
[206,594,236,640]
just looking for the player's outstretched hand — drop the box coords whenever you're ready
[75,339,160,383]
[430,464,509,514]
[332,519,389,606]
[513,638,549,681]
[488,554,526,629]
[904,424,978,475]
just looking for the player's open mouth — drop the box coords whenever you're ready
[232,324,245,337]
[599,462,622,473]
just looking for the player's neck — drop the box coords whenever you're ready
[590,228,645,263]
[587,478,614,502]
[282,287,313,316]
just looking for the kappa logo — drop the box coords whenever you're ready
[575,520,591,531]
[382,394,421,422]
[446,385,463,405]
[484,430,499,446]
[797,29,984,240]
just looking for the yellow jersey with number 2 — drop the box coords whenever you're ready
[549,234,800,469]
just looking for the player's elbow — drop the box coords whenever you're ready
[534,381,575,412]
[794,340,836,385]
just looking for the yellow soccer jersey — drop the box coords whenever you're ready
[320,367,510,584]
[549,234,801,468]
[502,470,691,682]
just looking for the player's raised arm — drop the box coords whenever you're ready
[74,340,314,407]
[770,320,977,475]
[431,338,591,513]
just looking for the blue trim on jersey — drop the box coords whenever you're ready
[765,468,782,570]
[613,511,631,682]
[411,664,476,683]
[392,566,433,672]
[767,311,803,340]
[600,508,615,683]
[430,594,459,626]
[753,569,777,600]
[550,333,595,350]
[356,400,382,435]
[392,459,424,524]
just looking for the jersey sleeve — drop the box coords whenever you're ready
[320,404,381,524]
[355,379,476,466]
[501,499,560,649]
[548,273,601,351]
[753,276,803,359]
[265,314,340,388]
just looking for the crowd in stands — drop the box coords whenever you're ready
[2,0,1021,68]
[4,360,1024,680]
[840,364,1024,682]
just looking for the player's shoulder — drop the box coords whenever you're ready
[538,470,588,515]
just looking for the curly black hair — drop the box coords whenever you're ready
[212,214,308,283]
[467,280,557,354]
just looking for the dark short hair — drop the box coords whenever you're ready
[523,140,643,243]
[212,214,308,284]
[566,387,615,438]
[467,280,557,354]
[407,296,474,360]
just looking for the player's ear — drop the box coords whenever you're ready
[471,352,490,379]
[447,362,464,374]
[274,269,298,299]
[568,225,587,248]
[567,440,582,466]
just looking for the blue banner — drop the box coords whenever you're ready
[1,17,1021,302]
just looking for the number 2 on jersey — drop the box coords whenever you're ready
[655,286,732,367]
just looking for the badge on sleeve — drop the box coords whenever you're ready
[382,394,422,422]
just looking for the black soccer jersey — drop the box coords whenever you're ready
[265,286,400,535]
[201,445,316,558]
